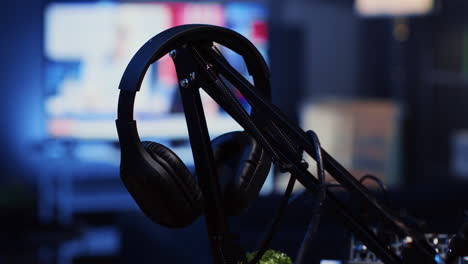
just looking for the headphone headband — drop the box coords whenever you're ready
[117,24,271,121]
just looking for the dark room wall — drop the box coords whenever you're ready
[0,0,44,182]
[282,0,361,100]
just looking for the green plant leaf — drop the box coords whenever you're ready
[246,249,292,264]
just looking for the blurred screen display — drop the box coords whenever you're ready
[44,2,268,139]
[355,0,433,17]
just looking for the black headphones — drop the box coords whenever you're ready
[116,25,273,228]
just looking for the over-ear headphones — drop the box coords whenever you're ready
[116,25,272,228]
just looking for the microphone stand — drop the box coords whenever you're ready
[170,41,441,264]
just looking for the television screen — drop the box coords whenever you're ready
[44,2,269,140]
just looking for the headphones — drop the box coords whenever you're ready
[116,25,273,228]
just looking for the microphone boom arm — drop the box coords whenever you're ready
[172,42,439,264]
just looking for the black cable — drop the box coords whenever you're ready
[248,175,296,264]
[295,130,327,264]
[359,174,389,206]
[307,131,325,186]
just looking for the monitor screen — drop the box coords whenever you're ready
[44,2,268,140]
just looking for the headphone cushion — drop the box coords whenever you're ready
[212,131,271,215]
[142,141,204,227]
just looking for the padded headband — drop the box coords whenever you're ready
[117,24,271,121]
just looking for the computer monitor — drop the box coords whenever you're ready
[44,1,268,140]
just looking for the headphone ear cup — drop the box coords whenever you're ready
[131,141,204,228]
[211,131,271,216]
